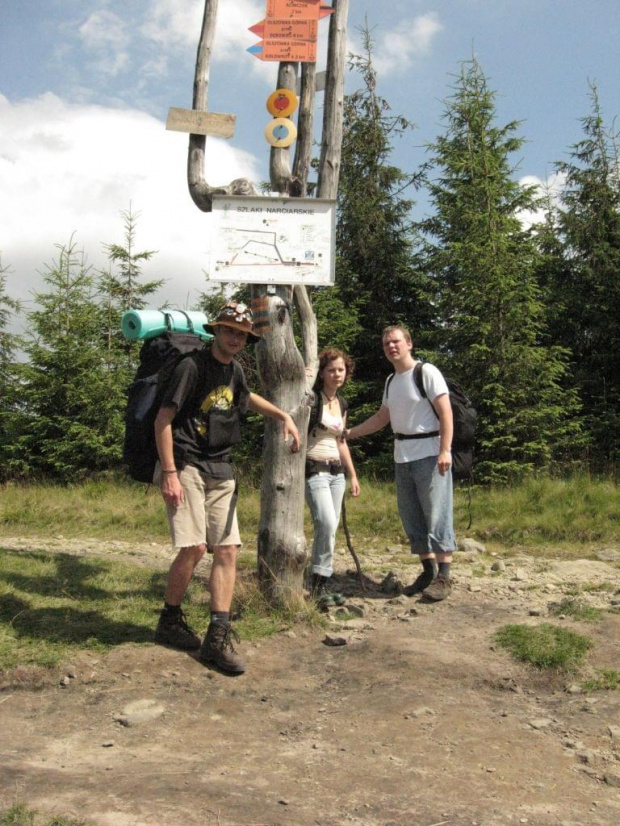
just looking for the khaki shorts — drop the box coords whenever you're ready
[157,464,241,550]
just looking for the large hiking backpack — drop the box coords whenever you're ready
[123,332,206,483]
[386,362,477,481]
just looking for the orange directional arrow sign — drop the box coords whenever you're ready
[249,18,318,40]
[266,0,333,20]
[248,39,317,62]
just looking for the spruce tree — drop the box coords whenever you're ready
[420,58,582,482]
[98,205,162,374]
[5,238,123,480]
[336,31,431,372]
[0,258,21,475]
[331,30,432,473]
[550,84,620,466]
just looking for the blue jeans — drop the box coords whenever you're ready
[305,472,346,577]
[395,455,456,555]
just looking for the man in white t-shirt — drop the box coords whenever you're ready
[344,325,456,600]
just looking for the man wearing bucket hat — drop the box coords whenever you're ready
[153,301,300,674]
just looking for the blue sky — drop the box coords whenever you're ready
[2,0,619,315]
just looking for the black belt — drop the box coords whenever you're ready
[394,430,439,440]
[306,458,345,477]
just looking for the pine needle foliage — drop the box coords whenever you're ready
[549,84,620,466]
[419,58,583,483]
[3,238,126,480]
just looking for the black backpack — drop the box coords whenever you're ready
[123,332,207,483]
[386,362,476,481]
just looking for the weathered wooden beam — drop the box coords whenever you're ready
[167,107,236,138]
[269,62,298,195]
[187,0,257,212]
[317,0,349,200]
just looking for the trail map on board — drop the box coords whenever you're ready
[209,196,336,285]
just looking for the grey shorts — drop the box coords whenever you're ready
[157,464,241,550]
[394,455,456,555]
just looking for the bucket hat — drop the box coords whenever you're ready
[204,302,260,340]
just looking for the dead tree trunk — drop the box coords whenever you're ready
[188,0,258,211]
[187,0,350,606]
[252,60,308,604]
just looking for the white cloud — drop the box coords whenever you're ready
[142,0,266,63]
[79,10,131,76]
[517,172,566,228]
[0,93,261,320]
[372,13,443,77]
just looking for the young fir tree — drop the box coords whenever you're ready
[0,257,21,474]
[550,84,620,466]
[419,58,582,483]
[329,30,432,474]
[98,205,162,374]
[5,238,124,480]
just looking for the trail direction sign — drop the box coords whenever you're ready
[250,19,318,40]
[248,39,317,62]
[209,195,336,286]
[266,0,333,19]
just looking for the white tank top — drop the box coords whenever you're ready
[307,404,343,462]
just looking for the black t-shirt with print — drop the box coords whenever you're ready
[159,347,250,479]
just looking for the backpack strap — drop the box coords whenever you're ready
[308,391,348,433]
[414,362,439,420]
[307,391,322,433]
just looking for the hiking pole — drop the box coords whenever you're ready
[341,496,366,592]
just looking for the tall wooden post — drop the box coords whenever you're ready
[183,0,350,606]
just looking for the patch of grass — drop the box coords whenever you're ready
[549,598,603,622]
[1,473,619,553]
[0,805,34,826]
[495,623,593,671]
[0,805,91,826]
[0,548,290,671]
[581,582,615,593]
[582,669,620,693]
[470,474,620,551]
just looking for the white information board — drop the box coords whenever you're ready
[209,195,336,285]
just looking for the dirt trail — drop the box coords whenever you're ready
[2,536,620,826]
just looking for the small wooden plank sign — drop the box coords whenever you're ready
[166,108,236,139]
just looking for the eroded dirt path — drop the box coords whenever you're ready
[2,537,620,826]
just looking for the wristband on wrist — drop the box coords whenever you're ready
[162,469,178,474]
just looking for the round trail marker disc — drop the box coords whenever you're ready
[266,88,298,118]
[265,118,298,148]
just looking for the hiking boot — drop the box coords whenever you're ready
[317,591,337,609]
[312,577,346,610]
[403,569,435,597]
[199,622,246,674]
[422,575,452,602]
[154,608,201,651]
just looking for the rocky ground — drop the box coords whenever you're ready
[1,535,620,826]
